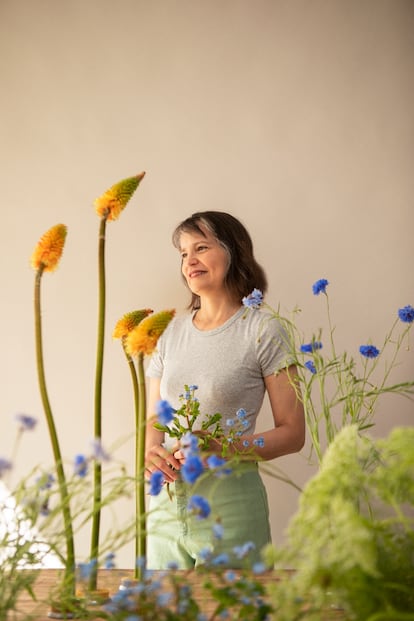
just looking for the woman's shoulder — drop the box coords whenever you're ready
[161,310,192,336]
[241,305,289,337]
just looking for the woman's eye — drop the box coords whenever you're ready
[197,245,207,252]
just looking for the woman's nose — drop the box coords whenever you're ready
[186,250,198,265]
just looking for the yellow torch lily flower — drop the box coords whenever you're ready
[113,309,153,340]
[126,310,175,357]
[31,224,67,273]
[94,172,146,221]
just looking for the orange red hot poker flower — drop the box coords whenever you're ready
[94,172,146,222]
[125,310,175,357]
[113,309,154,341]
[31,224,67,273]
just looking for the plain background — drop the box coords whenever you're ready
[1,0,413,568]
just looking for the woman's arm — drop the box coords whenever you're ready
[145,377,181,482]
[174,365,305,464]
[236,365,305,460]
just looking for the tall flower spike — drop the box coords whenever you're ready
[94,172,146,221]
[31,224,67,272]
[113,309,153,340]
[126,309,175,356]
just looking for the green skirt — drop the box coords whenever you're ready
[146,463,271,569]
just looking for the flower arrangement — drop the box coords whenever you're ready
[243,281,414,463]
[1,169,413,621]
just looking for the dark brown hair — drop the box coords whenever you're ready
[172,211,268,310]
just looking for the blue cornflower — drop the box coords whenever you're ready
[180,432,199,456]
[167,560,179,570]
[40,500,50,516]
[74,454,88,477]
[149,470,164,496]
[77,559,97,581]
[233,541,256,559]
[253,561,267,574]
[242,288,263,309]
[155,399,175,426]
[0,457,12,477]
[300,341,323,353]
[359,344,380,359]
[187,495,211,519]
[104,552,116,569]
[253,436,265,448]
[157,592,173,607]
[206,455,232,477]
[212,522,224,539]
[14,413,37,431]
[91,438,111,462]
[36,473,55,490]
[206,454,226,469]
[312,278,329,295]
[305,360,317,374]
[182,454,204,484]
[398,305,414,324]
[199,547,213,562]
[236,408,247,419]
[211,553,230,566]
[224,570,236,582]
[242,439,250,448]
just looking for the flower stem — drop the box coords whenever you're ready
[34,268,75,595]
[136,352,147,580]
[89,217,107,590]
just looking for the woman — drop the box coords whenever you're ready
[145,211,305,569]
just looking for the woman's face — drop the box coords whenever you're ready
[179,225,230,297]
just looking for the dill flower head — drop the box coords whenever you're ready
[125,309,175,356]
[94,172,146,222]
[113,309,153,340]
[30,223,67,273]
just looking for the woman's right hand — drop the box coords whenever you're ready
[145,444,181,483]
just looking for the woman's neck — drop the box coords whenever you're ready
[193,297,242,331]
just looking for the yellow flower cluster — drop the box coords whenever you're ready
[125,310,175,356]
[94,172,146,221]
[31,223,67,273]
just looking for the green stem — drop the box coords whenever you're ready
[123,348,141,577]
[34,268,75,595]
[136,352,147,580]
[89,217,107,590]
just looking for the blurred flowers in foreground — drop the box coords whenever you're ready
[266,425,414,620]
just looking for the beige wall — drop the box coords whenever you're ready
[1,0,413,567]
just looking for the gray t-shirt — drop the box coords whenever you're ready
[146,306,293,443]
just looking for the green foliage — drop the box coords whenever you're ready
[263,290,414,464]
[153,384,224,447]
[267,425,414,620]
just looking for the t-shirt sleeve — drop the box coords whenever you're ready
[146,336,164,378]
[256,314,295,377]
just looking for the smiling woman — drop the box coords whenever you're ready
[144,211,305,570]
